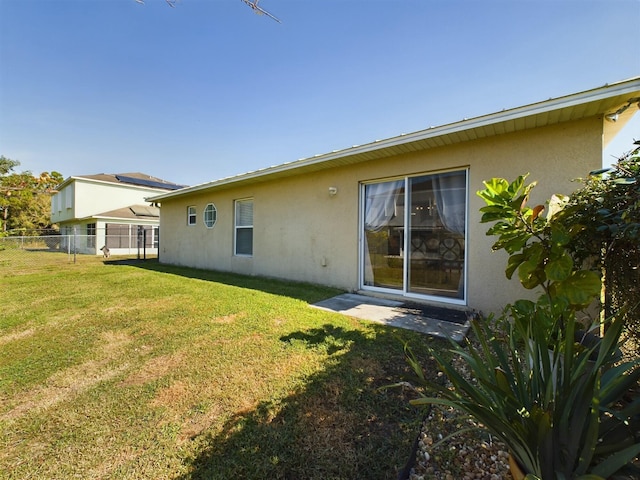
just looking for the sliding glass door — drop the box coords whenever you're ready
[361,170,467,302]
[362,179,405,290]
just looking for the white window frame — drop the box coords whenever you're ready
[87,222,96,248]
[359,168,468,306]
[234,198,253,256]
[187,206,196,226]
[203,203,217,228]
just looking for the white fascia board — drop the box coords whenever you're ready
[55,176,81,190]
[148,77,640,203]
[80,214,159,223]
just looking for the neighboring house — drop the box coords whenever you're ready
[149,78,640,315]
[51,173,186,255]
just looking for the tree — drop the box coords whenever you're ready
[0,156,63,234]
[0,156,19,176]
[557,140,640,347]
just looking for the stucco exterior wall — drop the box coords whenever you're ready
[158,117,602,315]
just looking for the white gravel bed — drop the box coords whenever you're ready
[408,405,512,480]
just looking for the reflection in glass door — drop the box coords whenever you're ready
[362,180,405,290]
[407,171,466,299]
[361,170,467,302]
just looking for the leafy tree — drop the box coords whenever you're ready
[476,140,640,344]
[476,175,602,314]
[558,141,640,345]
[0,156,63,234]
[0,156,20,176]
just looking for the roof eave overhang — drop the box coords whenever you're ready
[77,215,160,222]
[148,77,640,203]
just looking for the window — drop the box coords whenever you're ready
[187,206,196,226]
[87,223,96,248]
[106,223,131,248]
[204,203,217,228]
[234,198,253,256]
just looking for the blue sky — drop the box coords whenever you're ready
[1,0,639,187]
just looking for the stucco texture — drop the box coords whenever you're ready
[158,116,602,315]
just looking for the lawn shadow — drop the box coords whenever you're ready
[174,323,438,480]
[104,259,343,304]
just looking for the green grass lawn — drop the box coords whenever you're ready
[0,253,443,480]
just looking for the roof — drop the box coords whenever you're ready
[57,172,188,191]
[149,77,640,203]
[86,204,160,221]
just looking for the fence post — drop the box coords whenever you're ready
[73,226,77,264]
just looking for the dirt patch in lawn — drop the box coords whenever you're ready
[151,380,190,408]
[0,330,132,422]
[178,403,225,443]
[83,445,140,480]
[212,313,245,324]
[0,327,35,346]
[120,352,187,387]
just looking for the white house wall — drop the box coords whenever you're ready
[51,179,164,224]
[51,183,75,223]
[158,117,602,315]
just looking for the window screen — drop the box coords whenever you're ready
[187,206,196,226]
[204,203,217,228]
[234,199,253,255]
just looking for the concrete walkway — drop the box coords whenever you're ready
[311,293,472,343]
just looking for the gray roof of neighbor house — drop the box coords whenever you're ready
[88,204,161,221]
[56,172,188,191]
[148,77,640,203]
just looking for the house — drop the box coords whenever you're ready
[148,78,640,315]
[51,172,186,256]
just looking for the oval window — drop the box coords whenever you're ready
[203,203,217,228]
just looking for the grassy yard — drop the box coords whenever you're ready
[0,253,443,479]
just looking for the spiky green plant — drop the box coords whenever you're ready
[405,306,640,479]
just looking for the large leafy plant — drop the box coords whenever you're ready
[476,175,601,313]
[394,174,640,479]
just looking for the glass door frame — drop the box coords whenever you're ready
[358,168,469,306]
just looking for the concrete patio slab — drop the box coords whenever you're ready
[311,293,471,342]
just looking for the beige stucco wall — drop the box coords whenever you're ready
[159,117,603,315]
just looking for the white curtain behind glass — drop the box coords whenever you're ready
[363,180,404,286]
[433,172,466,235]
[364,180,404,232]
[433,171,466,298]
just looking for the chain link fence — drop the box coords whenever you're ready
[0,235,76,271]
[0,232,158,272]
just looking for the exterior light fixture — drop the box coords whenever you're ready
[605,113,619,122]
[605,97,640,122]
